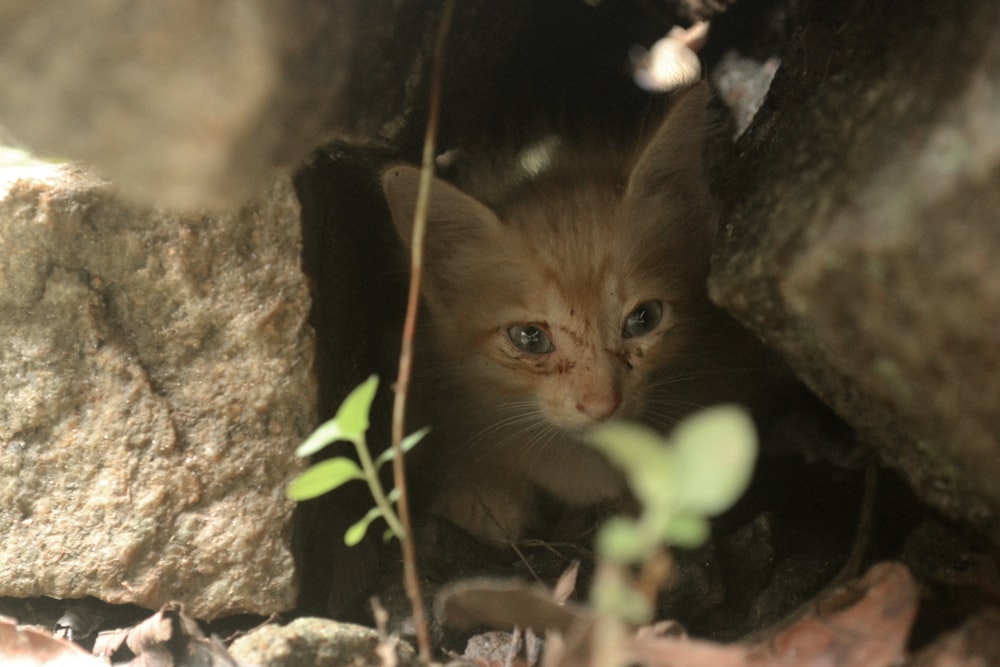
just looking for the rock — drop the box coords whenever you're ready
[710,0,1000,536]
[228,617,418,667]
[710,51,781,137]
[0,164,314,619]
[464,630,533,664]
[0,0,439,209]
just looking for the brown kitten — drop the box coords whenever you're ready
[381,83,774,542]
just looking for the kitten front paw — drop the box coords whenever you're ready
[432,482,536,543]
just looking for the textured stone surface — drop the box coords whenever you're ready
[710,0,1000,536]
[0,0,439,209]
[0,165,314,619]
[228,617,418,667]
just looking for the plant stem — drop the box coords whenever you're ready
[391,0,455,661]
[592,613,628,667]
[353,436,405,539]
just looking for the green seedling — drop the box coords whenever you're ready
[286,375,428,546]
[587,405,757,623]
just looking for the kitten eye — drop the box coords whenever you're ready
[507,325,555,354]
[623,301,664,338]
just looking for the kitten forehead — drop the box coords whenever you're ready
[489,244,663,345]
[493,188,686,305]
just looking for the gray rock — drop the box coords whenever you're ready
[710,0,1000,535]
[0,165,314,619]
[228,617,418,667]
[0,0,438,210]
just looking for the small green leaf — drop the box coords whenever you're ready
[401,426,430,452]
[383,528,396,543]
[659,513,710,547]
[588,421,663,471]
[335,375,380,441]
[373,448,394,470]
[295,376,380,457]
[596,517,652,565]
[673,406,757,515]
[345,506,383,546]
[588,421,677,508]
[295,418,347,457]
[286,457,364,500]
[374,426,430,469]
[387,487,401,504]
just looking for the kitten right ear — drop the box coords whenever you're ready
[381,165,501,251]
[625,81,710,204]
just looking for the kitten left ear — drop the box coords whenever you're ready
[625,81,711,205]
[381,164,504,312]
[381,164,501,250]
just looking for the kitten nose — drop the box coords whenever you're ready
[576,393,621,421]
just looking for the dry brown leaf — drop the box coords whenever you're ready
[92,626,130,660]
[0,616,105,666]
[437,579,587,635]
[758,561,919,667]
[94,603,238,667]
[552,562,580,605]
[906,607,1000,666]
[611,563,918,667]
[443,562,920,667]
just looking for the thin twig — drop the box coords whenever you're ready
[832,461,878,585]
[508,540,543,585]
[391,0,456,662]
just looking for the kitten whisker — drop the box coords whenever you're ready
[483,417,560,491]
[425,399,549,486]
[462,409,550,464]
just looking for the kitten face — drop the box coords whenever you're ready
[383,84,717,441]
[381,83,726,537]
[432,185,706,435]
